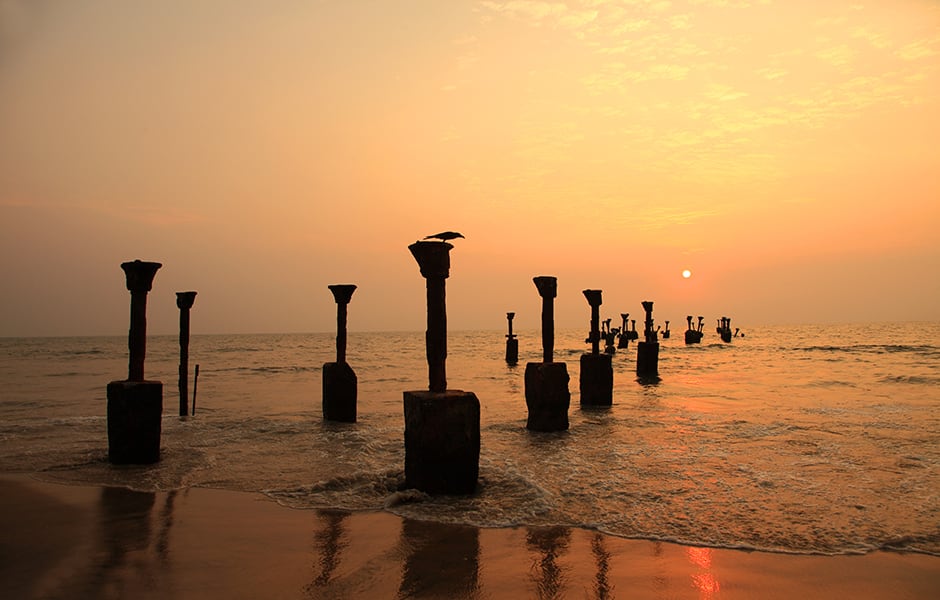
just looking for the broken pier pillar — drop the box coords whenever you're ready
[107,260,163,464]
[403,240,479,494]
[524,276,570,431]
[636,300,660,378]
[176,291,197,417]
[505,312,518,365]
[579,289,612,407]
[323,284,358,422]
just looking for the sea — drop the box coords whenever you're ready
[1,322,938,557]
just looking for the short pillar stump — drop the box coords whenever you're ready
[524,362,570,431]
[636,341,660,378]
[107,380,163,464]
[323,362,357,423]
[579,353,613,407]
[403,390,480,495]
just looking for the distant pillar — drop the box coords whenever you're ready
[617,313,630,348]
[323,284,357,422]
[505,312,518,365]
[636,300,659,379]
[176,291,197,417]
[663,320,671,339]
[524,276,570,431]
[404,241,479,494]
[580,290,612,407]
[107,260,163,464]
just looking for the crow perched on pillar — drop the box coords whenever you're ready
[422,231,465,241]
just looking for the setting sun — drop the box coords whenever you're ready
[683,270,692,279]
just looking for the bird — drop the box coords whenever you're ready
[423,231,465,241]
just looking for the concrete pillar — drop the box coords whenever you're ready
[580,289,612,407]
[524,276,570,431]
[176,291,197,417]
[404,241,479,494]
[107,260,163,464]
[636,300,660,378]
[505,312,518,365]
[323,284,357,422]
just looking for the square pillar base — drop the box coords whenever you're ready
[107,380,163,464]
[403,390,480,495]
[524,362,570,431]
[579,353,613,407]
[323,362,357,423]
[636,342,660,377]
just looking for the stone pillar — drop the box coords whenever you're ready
[617,313,630,348]
[524,276,570,431]
[323,284,357,422]
[636,300,660,378]
[580,289,612,407]
[107,260,163,464]
[505,312,518,365]
[404,241,479,494]
[176,291,197,417]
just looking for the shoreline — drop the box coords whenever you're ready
[2,474,938,599]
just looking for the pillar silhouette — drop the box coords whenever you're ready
[323,284,357,422]
[636,300,660,378]
[107,260,163,464]
[580,289,612,407]
[176,291,197,417]
[505,312,518,365]
[403,240,479,494]
[524,276,570,431]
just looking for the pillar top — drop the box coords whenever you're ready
[507,312,515,319]
[176,291,197,309]
[582,289,602,307]
[533,276,557,298]
[408,241,452,279]
[642,300,654,313]
[328,284,357,304]
[120,260,162,293]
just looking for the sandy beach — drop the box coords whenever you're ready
[1,474,937,599]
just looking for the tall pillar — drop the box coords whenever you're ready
[323,284,358,422]
[176,291,197,417]
[107,260,163,464]
[505,312,518,365]
[580,289,612,407]
[636,300,660,378]
[524,276,570,431]
[403,241,479,494]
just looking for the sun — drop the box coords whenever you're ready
[682,269,692,279]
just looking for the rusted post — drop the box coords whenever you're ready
[323,284,357,422]
[404,240,479,494]
[525,276,569,431]
[176,291,197,417]
[107,259,163,464]
[580,289,612,407]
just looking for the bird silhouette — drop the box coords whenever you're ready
[423,231,465,241]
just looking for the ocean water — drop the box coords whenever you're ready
[1,322,938,557]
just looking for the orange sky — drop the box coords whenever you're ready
[1,0,938,336]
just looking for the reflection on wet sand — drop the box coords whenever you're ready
[526,526,571,599]
[398,518,481,599]
[309,511,349,588]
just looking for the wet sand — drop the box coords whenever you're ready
[2,474,937,599]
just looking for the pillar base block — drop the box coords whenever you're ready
[579,353,613,407]
[524,362,570,431]
[505,338,519,364]
[403,390,480,495]
[636,341,660,378]
[107,380,163,464]
[323,362,358,422]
